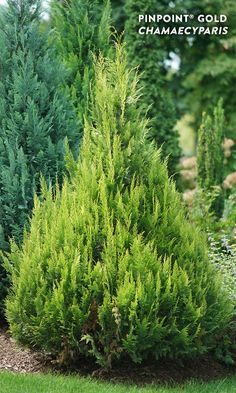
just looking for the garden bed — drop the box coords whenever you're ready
[1,326,236,386]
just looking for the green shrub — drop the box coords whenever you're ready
[0,0,78,318]
[208,232,236,303]
[197,100,225,217]
[5,45,232,367]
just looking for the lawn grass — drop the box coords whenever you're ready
[1,372,236,393]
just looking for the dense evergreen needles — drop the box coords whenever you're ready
[197,100,225,216]
[0,0,78,318]
[51,0,111,139]
[5,45,232,367]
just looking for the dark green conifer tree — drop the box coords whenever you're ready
[0,0,78,318]
[5,46,231,366]
[197,100,225,216]
[124,0,181,175]
[51,0,111,138]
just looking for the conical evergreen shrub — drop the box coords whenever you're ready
[197,100,225,216]
[0,0,78,318]
[5,45,232,366]
[51,0,111,138]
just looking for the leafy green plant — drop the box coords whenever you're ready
[208,233,236,303]
[187,188,222,233]
[208,233,236,365]
[5,45,233,367]
[188,190,236,366]
[223,193,236,231]
[213,317,236,366]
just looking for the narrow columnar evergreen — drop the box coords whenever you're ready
[197,100,225,216]
[51,0,111,138]
[5,46,232,367]
[124,0,181,175]
[0,0,78,318]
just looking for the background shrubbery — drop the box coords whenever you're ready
[125,0,181,176]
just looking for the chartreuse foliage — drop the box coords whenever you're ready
[124,0,180,175]
[5,46,232,367]
[197,100,225,216]
[51,0,111,138]
[0,0,77,319]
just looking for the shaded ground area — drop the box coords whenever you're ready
[0,326,236,385]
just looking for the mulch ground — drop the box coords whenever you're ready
[0,326,51,374]
[1,325,236,385]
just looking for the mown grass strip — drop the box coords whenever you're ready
[1,372,236,393]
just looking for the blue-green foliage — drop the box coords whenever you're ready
[0,0,78,318]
